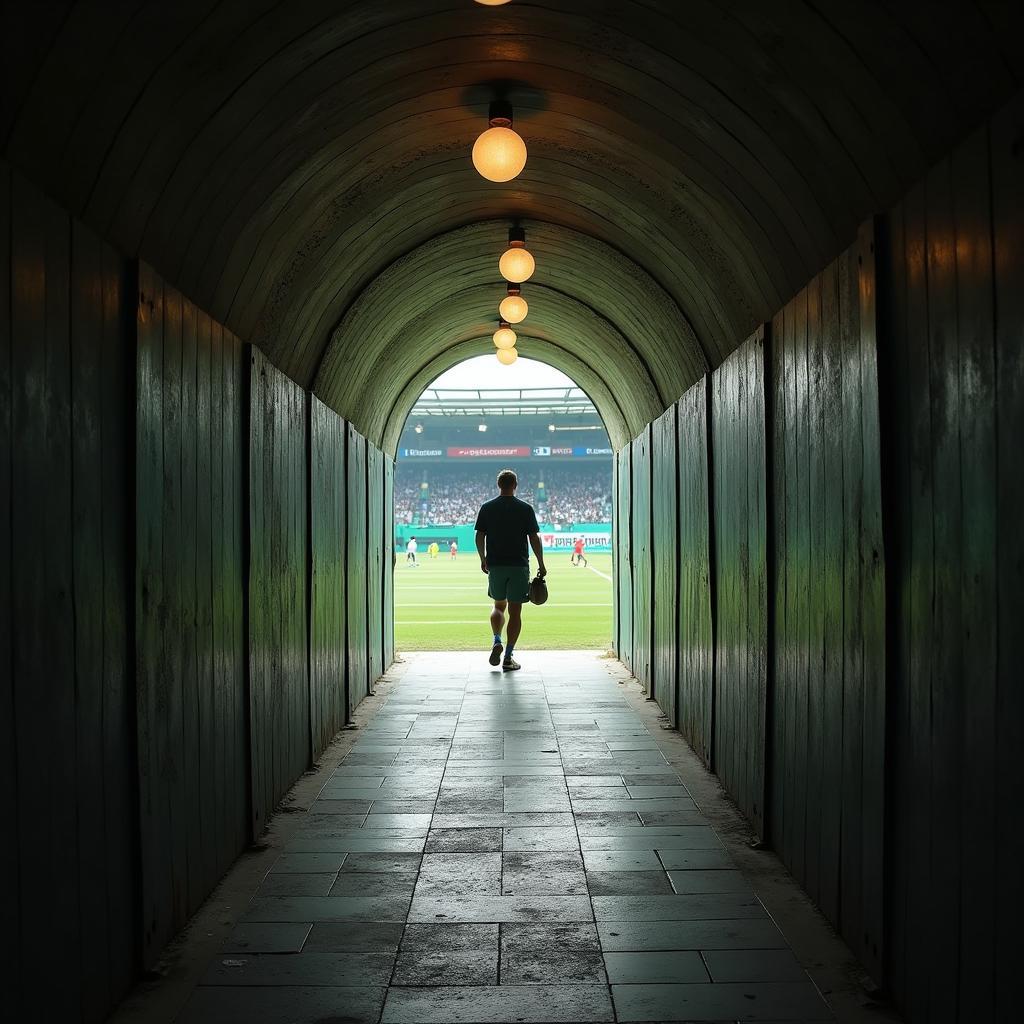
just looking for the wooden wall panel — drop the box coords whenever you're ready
[882,97,1023,1021]
[383,456,395,669]
[367,442,385,685]
[675,378,712,765]
[769,235,886,980]
[711,329,767,837]
[248,347,309,834]
[136,264,248,965]
[346,425,369,714]
[651,406,678,726]
[615,446,632,667]
[310,395,348,756]
[630,427,652,690]
[2,166,138,1022]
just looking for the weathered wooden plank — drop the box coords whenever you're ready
[195,307,216,894]
[99,237,136,1003]
[383,456,395,669]
[630,426,652,693]
[310,395,347,753]
[818,257,844,927]
[675,379,711,764]
[346,425,369,715]
[991,93,1024,1024]
[924,156,962,1022]
[0,163,16,1013]
[248,347,310,830]
[615,445,632,669]
[900,178,934,1023]
[856,219,886,981]
[802,272,827,905]
[712,332,767,836]
[180,293,203,907]
[11,176,80,1018]
[651,405,678,727]
[768,302,786,856]
[367,442,385,686]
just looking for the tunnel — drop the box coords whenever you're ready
[0,2,1021,1022]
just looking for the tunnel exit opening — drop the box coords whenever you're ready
[391,355,615,655]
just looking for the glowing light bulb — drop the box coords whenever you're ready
[472,102,527,182]
[500,285,528,324]
[499,247,535,283]
[497,347,518,365]
[493,321,517,349]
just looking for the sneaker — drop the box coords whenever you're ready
[489,642,503,667]
[502,657,521,672]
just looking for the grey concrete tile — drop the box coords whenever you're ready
[223,922,312,954]
[393,923,499,985]
[563,775,624,787]
[416,852,502,895]
[597,919,787,951]
[339,852,422,873]
[503,826,580,852]
[300,813,369,829]
[286,836,426,854]
[202,951,395,986]
[571,798,697,813]
[581,829,723,851]
[303,921,405,953]
[243,896,411,922]
[503,792,573,812]
[381,984,614,1023]
[360,813,433,829]
[592,894,765,921]
[625,786,691,798]
[568,786,629,800]
[610,980,832,1021]
[603,950,710,984]
[368,800,437,815]
[701,948,810,983]
[500,922,606,984]
[257,873,337,896]
[425,827,503,853]
[586,870,674,895]
[309,799,373,815]
[432,812,575,828]
[435,798,505,814]
[177,986,385,1023]
[270,852,347,874]
[445,765,565,777]
[582,850,664,872]
[408,895,594,923]
[667,869,754,894]
[656,849,735,870]
[574,812,646,831]
[502,851,588,895]
[328,871,419,896]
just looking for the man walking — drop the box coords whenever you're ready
[406,536,418,566]
[475,469,547,672]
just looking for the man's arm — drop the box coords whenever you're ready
[528,532,547,576]
[475,530,488,574]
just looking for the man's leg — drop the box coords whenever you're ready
[503,602,523,670]
[489,599,507,666]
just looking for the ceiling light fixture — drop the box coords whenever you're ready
[493,321,517,350]
[499,283,528,324]
[499,226,535,283]
[474,1,512,6]
[472,101,527,183]
[497,347,518,365]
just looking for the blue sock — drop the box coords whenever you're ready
[493,633,502,646]
[505,644,515,659]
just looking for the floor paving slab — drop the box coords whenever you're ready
[132,653,867,1024]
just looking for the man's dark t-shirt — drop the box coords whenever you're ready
[474,496,540,568]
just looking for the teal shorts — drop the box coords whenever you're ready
[487,565,531,603]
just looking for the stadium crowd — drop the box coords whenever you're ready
[394,466,611,526]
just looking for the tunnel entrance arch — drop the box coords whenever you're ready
[391,355,615,656]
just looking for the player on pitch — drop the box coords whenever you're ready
[475,469,547,672]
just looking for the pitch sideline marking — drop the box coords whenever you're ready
[586,564,614,583]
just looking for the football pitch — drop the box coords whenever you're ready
[394,551,614,652]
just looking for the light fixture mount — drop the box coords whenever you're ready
[508,225,526,248]
[488,100,513,128]
[506,283,521,296]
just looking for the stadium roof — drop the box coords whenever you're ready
[410,387,598,420]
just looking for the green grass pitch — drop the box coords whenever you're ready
[394,550,614,652]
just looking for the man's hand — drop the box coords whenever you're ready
[538,563,547,578]
[480,558,489,575]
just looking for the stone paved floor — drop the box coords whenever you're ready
[176,653,834,1023]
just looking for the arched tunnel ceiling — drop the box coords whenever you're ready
[2,1,1021,452]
